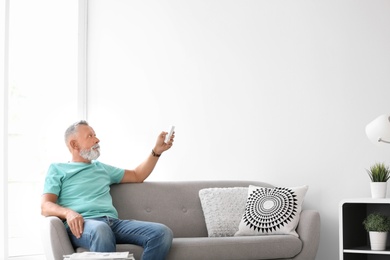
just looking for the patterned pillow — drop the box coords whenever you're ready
[235,185,308,237]
[199,187,248,237]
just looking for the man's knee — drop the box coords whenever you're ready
[163,225,173,242]
[154,224,173,247]
[85,221,116,251]
[92,221,111,235]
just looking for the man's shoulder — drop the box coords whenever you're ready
[49,162,69,167]
[48,162,92,174]
[92,160,120,170]
[49,162,75,170]
[48,162,68,170]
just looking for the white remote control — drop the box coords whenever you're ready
[165,126,175,143]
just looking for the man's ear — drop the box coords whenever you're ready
[70,140,79,150]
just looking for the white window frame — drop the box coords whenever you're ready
[2,0,88,258]
[78,0,88,121]
[2,0,10,259]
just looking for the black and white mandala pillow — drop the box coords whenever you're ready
[235,185,308,237]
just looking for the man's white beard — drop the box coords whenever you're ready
[80,144,100,161]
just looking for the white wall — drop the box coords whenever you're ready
[86,1,390,259]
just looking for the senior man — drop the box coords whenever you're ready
[41,120,175,260]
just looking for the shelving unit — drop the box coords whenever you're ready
[339,198,390,260]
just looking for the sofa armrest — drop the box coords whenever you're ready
[41,216,75,260]
[293,209,321,260]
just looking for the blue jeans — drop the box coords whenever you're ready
[66,216,173,260]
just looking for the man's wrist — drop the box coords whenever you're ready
[151,149,161,157]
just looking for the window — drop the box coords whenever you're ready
[8,0,78,257]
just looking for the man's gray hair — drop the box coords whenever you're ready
[64,120,89,144]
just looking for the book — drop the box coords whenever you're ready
[63,252,135,260]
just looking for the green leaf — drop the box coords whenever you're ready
[366,162,390,182]
[363,213,390,232]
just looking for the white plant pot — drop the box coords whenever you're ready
[370,182,387,198]
[369,231,388,250]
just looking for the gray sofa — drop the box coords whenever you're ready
[41,181,320,260]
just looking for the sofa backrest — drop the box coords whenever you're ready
[110,180,273,238]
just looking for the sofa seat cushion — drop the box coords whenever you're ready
[114,236,302,260]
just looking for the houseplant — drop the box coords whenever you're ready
[366,162,390,198]
[363,212,390,250]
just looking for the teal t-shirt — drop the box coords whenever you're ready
[43,161,125,219]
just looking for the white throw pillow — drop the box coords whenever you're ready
[199,187,248,237]
[235,185,308,237]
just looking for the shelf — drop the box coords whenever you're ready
[339,200,390,259]
[344,246,390,255]
[340,198,390,204]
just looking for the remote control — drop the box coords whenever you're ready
[165,126,175,143]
